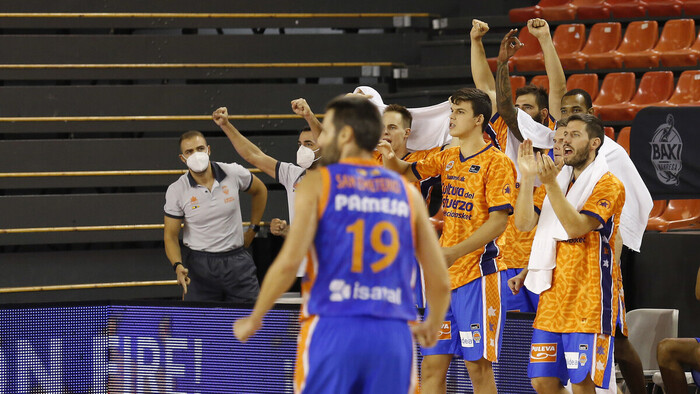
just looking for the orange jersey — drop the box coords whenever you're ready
[532,172,625,335]
[375,146,446,202]
[411,144,516,289]
[487,112,555,153]
[498,182,537,269]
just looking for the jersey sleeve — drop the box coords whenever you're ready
[410,148,446,180]
[533,185,547,215]
[489,113,509,152]
[164,184,184,219]
[227,162,254,191]
[580,173,626,227]
[485,154,517,213]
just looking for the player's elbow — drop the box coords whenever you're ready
[514,214,535,233]
[490,210,509,234]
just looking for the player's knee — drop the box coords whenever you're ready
[656,338,677,366]
[531,377,558,393]
[421,357,450,379]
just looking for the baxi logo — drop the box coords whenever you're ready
[650,114,683,186]
[530,343,557,363]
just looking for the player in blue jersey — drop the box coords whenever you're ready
[234,96,451,394]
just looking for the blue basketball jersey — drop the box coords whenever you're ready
[302,158,418,321]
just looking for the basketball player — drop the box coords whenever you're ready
[233,96,451,394]
[380,87,516,394]
[514,114,624,393]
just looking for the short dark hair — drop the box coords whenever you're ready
[450,88,492,132]
[383,103,413,129]
[558,113,604,154]
[326,96,382,152]
[562,89,593,110]
[179,130,206,152]
[515,84,549,110]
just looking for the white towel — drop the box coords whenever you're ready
[354,86,452,151]
[525,151,610,294]
[600,136,652,252]
[504,109,556,181]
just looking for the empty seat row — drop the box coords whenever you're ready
[497,19,700,72]
[510,0,699,22]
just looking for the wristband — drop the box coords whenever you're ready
[248,224,260,233]
[173,262,183,272]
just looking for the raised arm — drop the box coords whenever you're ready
[234,170,321,342]
[376,140,419,182]
[514,140,540,232]
[528,18,566,120]
[407,185,451,348]
[291,98,323,141]
[470,19,497,117]
[496,29,525,142]
[213,107,278,178]
[243,174,268,248]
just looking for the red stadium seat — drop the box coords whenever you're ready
[656,70,700,106]
[658,24,700,67]
[552,24,587,70]
[646,200,700,231]
[593,72,637,121]
[511,75,527,101]
[531,75,550,93]
[604,127,615,140]
[576,0,613,18]
[486,57,514,73]
[619,20,660,68]
[683,0,700,15]
[608,0,648,18]
[540,1,578,19]
[509,0,572,22]
[617,126,631,154]
[644,0,683,16]
[581,22,623,70]
[649,200,668,219]
[597,71,674,121]
[511,27,545,72]
[566,73,600,100]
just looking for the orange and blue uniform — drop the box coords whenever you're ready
[296,158,418,394]
[411,144,516,362]
[528,172,625,389]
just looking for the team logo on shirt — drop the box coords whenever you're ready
[579,353,588,367]
[503,184,512,195]
[222,185,230,195]
[190,196,198,203]
[597,199,610,209]
[469,165,481,174]
[530,343,557,362]
[445,161,454,171]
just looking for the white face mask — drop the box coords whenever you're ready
[296,145,320,169]
[186,151,210,173]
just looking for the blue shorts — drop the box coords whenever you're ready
[528,329,615,389]
[295,315,416,394]
[414,261,425,309]
[421,271,507,362]
[503,268,539,313]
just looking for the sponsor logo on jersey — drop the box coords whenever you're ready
[650,114,683,186]
[579,344,589,351]
[438,322,451,340]
[328,279,402,305]
[469,165,481,174]
[565,352,579,369]
[579,353,587,367]
[445,161,454,171]
[224,197,235,203]
[470,323,480,330]
[334,194,409,217]
[459,331,474,348]
[222,185,230,195]
[530,343,557,363]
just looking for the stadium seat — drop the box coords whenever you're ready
[486,57,514,73]
[566,73,600,100]
[592,72,637,120]
[540,1,578,20]
[646,200,700,231]
[552,24,587,70]
[509,0,572,22]
[511,27,545,72]
[652,19,696,67]
[619,21,660,68]
[683,0,700,15]
[644,0,683,16]
[649,200,668,219]
[597,71,673,121]
[604,126,616,140]
[617,126,631,154]
[582,22,623,70]
[531,75,550,92]
[575,0,613,18]
[608,0,648,18]
[658,24,700,67]
[659,70,700,106]
[511,75,527,101]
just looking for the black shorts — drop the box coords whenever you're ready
[184,247,259,303]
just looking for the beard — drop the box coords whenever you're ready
[531,112,543,124]
[563,147,589,169]
[318,134,341,166]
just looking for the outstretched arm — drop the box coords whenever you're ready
[213,107,278,178]
[496,29,525,142]
[470,19,497,117]
[528,18,566,120]
[234,170,321,342]
[376,140,419,182]
[291,98,323,141]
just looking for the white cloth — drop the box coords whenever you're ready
[600,136,652,252]
[525,152,610,294]
[353,86,452,151]
[505,109,556,181]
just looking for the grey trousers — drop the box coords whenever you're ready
[184,246,259,303]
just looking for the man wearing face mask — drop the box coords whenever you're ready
[164,130,268,302]
[213,99,322,239]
